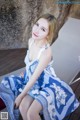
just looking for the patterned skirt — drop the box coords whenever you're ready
[0,71,79,120]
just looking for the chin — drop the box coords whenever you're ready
[32,36,39,40]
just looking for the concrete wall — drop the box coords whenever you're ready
[51,17,80,83]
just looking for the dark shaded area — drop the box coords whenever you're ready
[0,48,27,76]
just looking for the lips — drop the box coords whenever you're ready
[33,33,38,37]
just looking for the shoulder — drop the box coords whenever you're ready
[40,46,52,62]
[28,38,32,44]
[44,46,52,57]
[28,38,33,48]
[37,47,52,69]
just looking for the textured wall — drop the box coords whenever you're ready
[69,4,80,19]
[0,0,43,49]
[0,0,80,49]
[0,0,22,49]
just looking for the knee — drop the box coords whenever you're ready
[27,108,35,120]
[19,101,23,114]
[19,100,26,114]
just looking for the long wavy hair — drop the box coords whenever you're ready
[34,13,57,45]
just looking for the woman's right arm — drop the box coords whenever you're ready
[20,38,32,78]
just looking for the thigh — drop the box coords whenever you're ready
[19,94,34,111]
[28,99,43,114]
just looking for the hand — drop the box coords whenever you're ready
[14,93,23,109]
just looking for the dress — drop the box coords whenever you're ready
[0,38,79,120]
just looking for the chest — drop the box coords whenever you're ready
[29,44,41,61]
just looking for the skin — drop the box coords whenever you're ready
[14,18,52,120]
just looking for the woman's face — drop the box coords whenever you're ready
[32,18,49,41]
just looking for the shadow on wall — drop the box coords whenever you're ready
[51,17,80,84]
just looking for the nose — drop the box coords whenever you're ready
[35,26,40,34]
[33,25,40,35]
[34,31,39,37]
[35,29,39,34]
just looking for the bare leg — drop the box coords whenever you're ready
[0,98,6,110]
[19,94,34,120]
[27,100,42,120]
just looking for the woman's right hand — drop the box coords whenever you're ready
[14,93,23,109]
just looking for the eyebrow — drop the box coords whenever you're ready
[41,26,48,31]
[36,22,48,30]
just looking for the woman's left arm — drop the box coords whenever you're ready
[14,48,52,108]
[21,48,52,97]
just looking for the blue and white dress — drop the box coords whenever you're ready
[0,38,79,120]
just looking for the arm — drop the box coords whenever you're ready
[20,39,31,78]
[21,47,52,97]
[14,47,52,108]
[28,37,33,49]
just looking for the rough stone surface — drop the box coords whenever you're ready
[70,4,80,19]
[0,0,43,49]
[0,0,80,49]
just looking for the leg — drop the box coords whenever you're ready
[27,100,42,120]
[19,94,34,120]
[0,98,6,110]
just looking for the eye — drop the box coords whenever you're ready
[41,28,46,32]
[35,22,39,26]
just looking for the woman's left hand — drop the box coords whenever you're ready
[14,93,23,109]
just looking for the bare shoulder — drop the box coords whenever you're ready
[45,47,52,56]
[40,46,52,61]
[28,38,32,44]
[28,38,33,48]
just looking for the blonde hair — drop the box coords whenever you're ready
[35,13,57,45]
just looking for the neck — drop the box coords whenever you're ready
[33,38,48,48]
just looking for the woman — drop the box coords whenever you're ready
[0,13,79,120]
